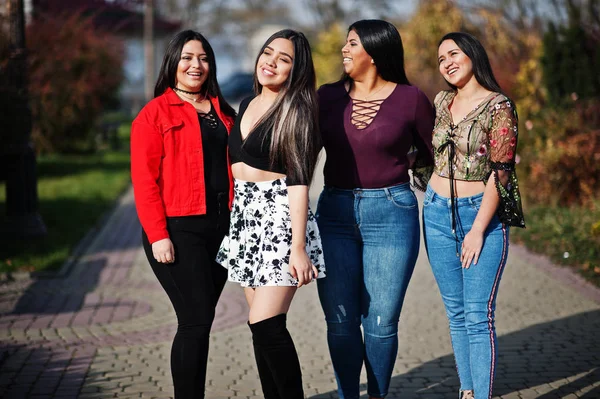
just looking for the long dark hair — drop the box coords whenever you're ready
[343,19,410,85]
[438,32,503,94]
[252,29,320,184]
[154,30,235,118]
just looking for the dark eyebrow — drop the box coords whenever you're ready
[181,51,207,56]
[265,45,293,61]
[438,48,460,61]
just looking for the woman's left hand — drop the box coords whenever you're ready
[461,229,484,268]
[289,246,318,288]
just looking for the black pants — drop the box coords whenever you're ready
[142,197,229,399]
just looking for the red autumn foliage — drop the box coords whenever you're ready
[525,100,600,207]
[26,12,124,153]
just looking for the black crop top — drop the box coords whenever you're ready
[228,96,306,186]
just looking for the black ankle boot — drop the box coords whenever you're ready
[248,314,304,399]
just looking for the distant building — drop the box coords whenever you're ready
[28,0,181,115]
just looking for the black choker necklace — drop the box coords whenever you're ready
[174,87,202,95]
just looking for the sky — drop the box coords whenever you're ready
[214,0,419,79]
[119,0,421,83]
[289,0,418,26]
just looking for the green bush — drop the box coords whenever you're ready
[512,202,600,286]
[0,122,132,273]
[541,11,600,106]
[516,7,600,209]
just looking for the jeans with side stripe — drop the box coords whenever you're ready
[423,184,509,399]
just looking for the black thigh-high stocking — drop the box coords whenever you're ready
[248,313,304,399]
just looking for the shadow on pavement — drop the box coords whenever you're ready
[0,343,91,397]
[3,197,142,323]
[310,310,600,398]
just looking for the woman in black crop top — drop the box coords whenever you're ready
[216,29,325,398]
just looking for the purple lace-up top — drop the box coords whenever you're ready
[318,81,435,190]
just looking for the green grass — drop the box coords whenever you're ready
[512,201,600,287]
[0,125,131,274]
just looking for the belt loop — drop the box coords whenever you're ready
[383,187,391,200]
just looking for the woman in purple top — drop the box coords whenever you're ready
[316,19,435,399]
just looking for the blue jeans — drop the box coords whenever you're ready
[316,183,420,398]
[422,185,509,399]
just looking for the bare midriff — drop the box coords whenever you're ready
[232,162,286,183]
[429,173,486,198]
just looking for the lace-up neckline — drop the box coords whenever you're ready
[198,109,218,129]
[350,98,385,129]
[347,83,396,130]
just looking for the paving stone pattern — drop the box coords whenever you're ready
[1,183,599,398]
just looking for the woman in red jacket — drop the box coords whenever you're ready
[130,30,236,399]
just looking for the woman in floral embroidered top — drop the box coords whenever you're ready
[423,32,525,399]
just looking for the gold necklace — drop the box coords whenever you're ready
[178,92,207,103]
[356,81,388,101]
[174,88,207,103]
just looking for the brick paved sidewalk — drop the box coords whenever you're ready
[0,189,249,398]
[1,183,599,398]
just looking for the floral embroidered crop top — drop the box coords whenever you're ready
[432,90,525,228]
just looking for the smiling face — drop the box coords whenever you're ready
[176,40,209,92]
[438,39,474,88]
[341,29,373,79]
[256,38,294,91]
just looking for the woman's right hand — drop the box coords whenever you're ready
[152,238,175,264]
[289,246,318,288]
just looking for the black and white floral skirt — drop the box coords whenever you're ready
[216,178,326,287]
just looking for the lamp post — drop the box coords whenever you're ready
[1,0,46,237]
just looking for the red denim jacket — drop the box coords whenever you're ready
[131,88,235,244]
